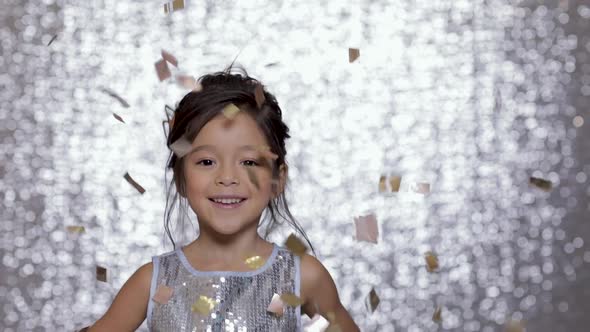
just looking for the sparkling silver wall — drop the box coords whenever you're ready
[1,0,589,331]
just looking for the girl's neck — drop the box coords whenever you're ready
[183,232,274,269]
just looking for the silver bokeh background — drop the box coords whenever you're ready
[1,0,590,331]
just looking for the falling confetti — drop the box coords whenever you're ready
[389,176,401,192]
[222,103,241,119]
[254,84,265,108]
[267,293,285,317]
[378,175,387,193]
[153,285,174,304]
[411,182,430,194]
[284,233,307,256]
[47,34,57,46]
[176,74,201,91]
[96,266,107,282]
[161,49,178,67]
[123,172,146,194]
[505,319,525,332]
[244,255,265,269]
[302,314,330,332]
[348,48,360,63]
[424,251,439,272]
[66,226,85,233]
[155,59,171,81]
[529,176,552,192]
[366,288,380,313]
[354,213,379,243]
[100,88,130,108]
[191,295,215,315]
[280,293,304,307]
[432,306,442,323]
[164,0,185,14]
[112,113,125,123]
[169,136,194,158]
[246,168,260,190]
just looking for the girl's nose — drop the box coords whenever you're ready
[216,175,239,186]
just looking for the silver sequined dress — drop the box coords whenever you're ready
[147,243,301,331]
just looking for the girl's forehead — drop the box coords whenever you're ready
[192,112,268,146]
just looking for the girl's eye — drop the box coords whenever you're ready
[242,160,259,167]
[196,159,214,166]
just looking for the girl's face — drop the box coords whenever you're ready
[182,110,285,237]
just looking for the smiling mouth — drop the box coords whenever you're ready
[208,198,247,209]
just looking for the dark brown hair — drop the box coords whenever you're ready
[162,66,314,254]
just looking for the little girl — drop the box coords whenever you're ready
[87,67,360,331]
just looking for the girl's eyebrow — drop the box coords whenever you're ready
[188,144,268,155]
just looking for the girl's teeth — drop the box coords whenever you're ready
[214,199,243,204]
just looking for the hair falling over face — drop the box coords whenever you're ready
[161,65,315,254]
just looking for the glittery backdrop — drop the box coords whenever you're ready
[1,0,589,331]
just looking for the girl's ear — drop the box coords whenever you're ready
[272,164,288,198]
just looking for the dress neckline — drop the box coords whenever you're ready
[176,243,279,277]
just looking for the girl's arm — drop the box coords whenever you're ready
[87,262,153,332]
[300,255,361,332]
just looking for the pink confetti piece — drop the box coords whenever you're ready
[153,285,174,304]
[161,49,178,67]
[354,213,378,244]
[348,48,360,63]
[155,59,171,81]
[267,293,285,317]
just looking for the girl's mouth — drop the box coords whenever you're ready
[208,198,247,209]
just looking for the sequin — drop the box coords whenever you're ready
[148,244,300,331]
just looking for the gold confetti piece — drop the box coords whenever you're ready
[267,293,285,317]
[112,113,125,123]
[96,266,107,282]
[284,233,307,256]
[432,306,442,323]
[529,176,552,192]
[47,34,57,46]
[170,136,194,158]
[66,226,85,233]
[192,295,215,315]
[244,255,265,269]
[164,0,185,14]
[222,103,241,119]
[155,59,171,81]
[378,175,387,193]
[124,172,146,194]
[348,48,360,63]
[354,213,378,244]
[505,319,525,332]
[365,288,380,313]
[389,176,401,192]
[100,88,130,108]
[424,251,439,272]
[161,49,178,67]
[280,293,304,307]
[254,84,265,108]
[153,285,174,304]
